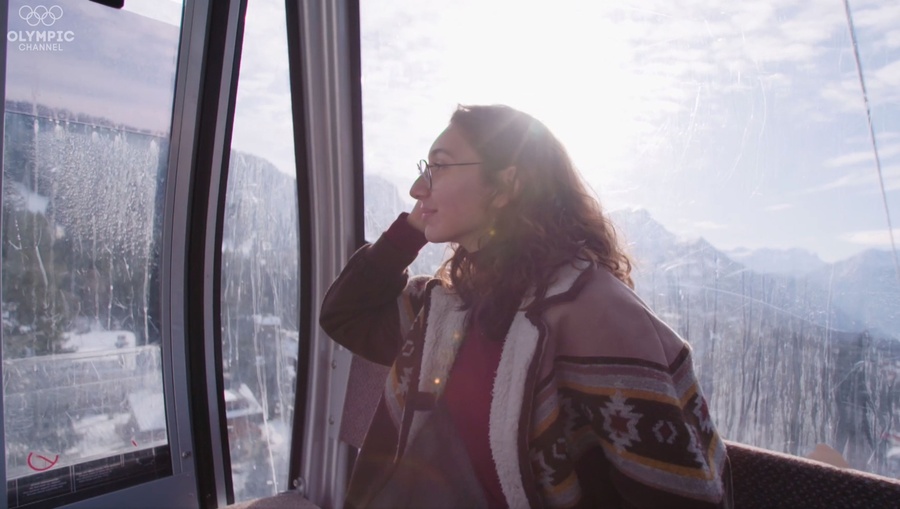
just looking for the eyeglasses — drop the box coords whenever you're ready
[417,159,483,189]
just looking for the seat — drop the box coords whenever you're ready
[726,440,900,508]
[228,491,320,509]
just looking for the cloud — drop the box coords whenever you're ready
[825,151,876,168]
[870,59,900,101]
[5,1,181,133]
[228,0,296,175]
[883,164,900,190]
[820,78,865,113]
[840,228,900,246]
[851,2,900,36]
[815,1,900,112]
[825,144,900,168]
[811,140,900,194]
[123,0,182,26]
[885,30,900,50]
[800,170,871,194]
[803,163,900,194]
[693,220,727,231]
[765,203,794,211]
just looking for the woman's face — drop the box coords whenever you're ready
[409,125,498,251]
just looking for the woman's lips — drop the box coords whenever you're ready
[421,208,436,220]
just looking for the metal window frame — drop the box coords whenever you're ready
[0,1,211,507]
[284,0,315,498]
[180,0,321,504]
[287,1,364,507]
[178,0,249,506]
[0,1,8,500]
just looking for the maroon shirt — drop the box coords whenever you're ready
[444,319,507,508]
[384,214,507,507]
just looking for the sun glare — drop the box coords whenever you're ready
[390,2,677,204]
[362,0,900,261]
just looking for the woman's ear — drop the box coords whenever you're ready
[491,166,520,208]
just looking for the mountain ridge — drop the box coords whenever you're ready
[363,177,899,342]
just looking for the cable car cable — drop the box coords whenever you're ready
[842,0,900,282]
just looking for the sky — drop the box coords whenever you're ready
[5,0,181,133]
[358,0,900,263]
[5,0,899,264]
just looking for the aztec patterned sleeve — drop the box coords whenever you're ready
[529,272,732,508]
[549,349,731,508]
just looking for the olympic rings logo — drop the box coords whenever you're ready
[19,5,64,27]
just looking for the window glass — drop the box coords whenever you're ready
[2,0,183,506]
[360,0,900,477]
[221,0,299,501]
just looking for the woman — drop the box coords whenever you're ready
[320,104,732,508]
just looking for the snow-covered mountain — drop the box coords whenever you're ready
[806,249,900,339]
[726,247,827,276]
[610,208,899,340]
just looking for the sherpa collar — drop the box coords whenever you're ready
[410,260,590,507]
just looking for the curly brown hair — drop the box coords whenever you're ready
[438,104,633,339]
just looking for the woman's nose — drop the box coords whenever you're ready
[410,175,429,199]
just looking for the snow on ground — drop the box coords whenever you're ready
[63,330,136,352]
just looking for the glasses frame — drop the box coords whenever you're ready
[417,159,483,189]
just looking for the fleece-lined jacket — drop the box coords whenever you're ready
[320,225,733,509]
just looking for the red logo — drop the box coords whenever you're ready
[26,452,60,472]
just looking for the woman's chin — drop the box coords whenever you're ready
[423,227,443,244]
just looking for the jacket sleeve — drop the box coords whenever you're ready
[583,348,732,508]
[540,349,732,508]
[319,215,429,366]
[536,270,732,508]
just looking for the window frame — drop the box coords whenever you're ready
[286,0,364,506]
[0,0,209,507]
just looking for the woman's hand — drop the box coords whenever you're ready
[407,201,427,233]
